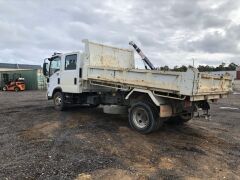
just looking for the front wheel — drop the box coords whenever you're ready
[14,87,20,92]
[128,101,162,134]
[53,92,66,111]
[2,86,7,91]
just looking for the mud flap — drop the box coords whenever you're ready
[159,105,173,118]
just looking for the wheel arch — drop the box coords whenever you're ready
[51,87,63,99]
[125,88,165,106]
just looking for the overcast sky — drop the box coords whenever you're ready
[0,0,240,68]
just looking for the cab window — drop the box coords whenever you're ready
[65,54,77,70]
[50,57,61,76]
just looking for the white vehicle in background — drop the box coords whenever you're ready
[43,40,233,134]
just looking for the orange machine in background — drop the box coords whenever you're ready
[2,74,26,92]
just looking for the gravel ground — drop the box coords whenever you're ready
[0,91,240,179]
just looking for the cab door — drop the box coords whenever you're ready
[48,56,61,97]
[61,53,80,93]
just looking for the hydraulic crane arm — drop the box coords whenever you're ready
[129,41,155,70]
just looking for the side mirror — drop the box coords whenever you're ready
[43,62,49,76]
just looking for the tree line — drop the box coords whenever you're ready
[157,62,239,72]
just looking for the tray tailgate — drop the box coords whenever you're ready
[196,73,232,95]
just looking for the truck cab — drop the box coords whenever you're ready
[44,52,81,98]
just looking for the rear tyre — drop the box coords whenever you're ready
[14,87,20,92]
[167,113,193,124]
[129,101,161,134]
[179,113,193,122]
[53,92,66,111]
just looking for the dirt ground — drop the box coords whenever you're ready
[0,91,240,180]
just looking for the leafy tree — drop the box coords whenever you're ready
[160,65,169,71]
[157,62,238,72]
[228,62,238,70]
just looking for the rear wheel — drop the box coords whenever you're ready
[167,113,193,124]
[129,101,162,134]
[53,92,66,111]
[14,87,20,92]
[180,113,193,122]
[2,86,7,91]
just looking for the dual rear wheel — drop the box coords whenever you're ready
[128,101,193,133]
[166,113,193,124]
[128,101,163,134]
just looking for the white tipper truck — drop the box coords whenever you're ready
[42,39,233,134]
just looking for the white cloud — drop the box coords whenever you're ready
[0,0,240,67]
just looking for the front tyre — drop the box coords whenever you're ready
[14,87,20,92]
[129,101,161,134]
[53,92,66,111]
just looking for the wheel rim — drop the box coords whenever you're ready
[3,87,6,91]
[132,107,149,129]
[55,95,62,106]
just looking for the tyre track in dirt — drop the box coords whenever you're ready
[0,91,240,179]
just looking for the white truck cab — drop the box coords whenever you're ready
[43,40,232,134]
[46,52,82,97]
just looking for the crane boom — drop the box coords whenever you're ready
[129,41,155,70]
